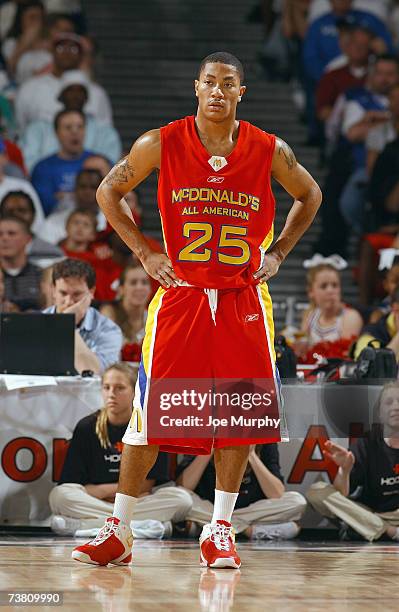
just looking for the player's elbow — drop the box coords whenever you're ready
[316,182,322,206]
[96,183,106,208]
[301,181,322,212]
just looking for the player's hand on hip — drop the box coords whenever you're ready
[142,252,180,288]
[253,251,282,283]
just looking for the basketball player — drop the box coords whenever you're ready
[72,52,322,568]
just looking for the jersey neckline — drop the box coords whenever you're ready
[188,115,246,165]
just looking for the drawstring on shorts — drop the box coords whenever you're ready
[204,288,218,325]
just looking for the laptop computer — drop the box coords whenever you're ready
[0,313,77,376]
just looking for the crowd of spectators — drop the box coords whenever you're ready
[0,0,149,369]
[253,1,399,369]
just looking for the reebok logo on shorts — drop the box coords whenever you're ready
[244,314,259,323]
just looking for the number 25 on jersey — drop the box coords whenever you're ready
[178,222,250,266]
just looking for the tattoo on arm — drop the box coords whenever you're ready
[105,156,135,186]
[277,139,296,171]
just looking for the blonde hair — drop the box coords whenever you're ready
[306,264,341,307]
[373,380,399,423]
[96,362,137,449]
[306,263,340,289]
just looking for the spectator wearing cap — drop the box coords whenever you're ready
[0,216,42,311]
[0,137,44,233]
[316,24,371,125]
[302,0,392,144]
[15,31,112,131]
[31,109,94,215]
[0,190,63,268]
[304,1,392,84]
[21,70,122,172]
[43,258,122,374]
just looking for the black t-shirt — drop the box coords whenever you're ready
[175,444,284,509]
[59,411,168,485]
[350,431,399,512]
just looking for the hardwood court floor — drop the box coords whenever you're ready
[0,537,397,611]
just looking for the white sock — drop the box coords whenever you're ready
[113,493,138,525]
[391,527,399,541]
[211,490,238,524]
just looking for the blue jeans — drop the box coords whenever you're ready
[339,167,368,234]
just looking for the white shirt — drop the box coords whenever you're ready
[15,72,113,132]
[0,175,44,233]
[342,94,388,135]
[366,119,397,152]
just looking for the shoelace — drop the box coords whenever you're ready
[210,523,232,551]
[91,519,118,547]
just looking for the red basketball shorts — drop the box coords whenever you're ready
[122,284,288,454]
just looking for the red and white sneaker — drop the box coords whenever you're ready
[199,520,241,569]
[72,517,133,566]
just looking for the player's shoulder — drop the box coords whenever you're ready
[244,120,276,146]
[136,128,161,147]
[159,115,192,136]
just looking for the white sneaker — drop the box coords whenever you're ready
[51,515,82,536]
[162,521,173,539]
[251,521,300,541]
[391,527,399,542]
[72,517,133,566]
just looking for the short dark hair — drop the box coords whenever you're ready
[0,191,35,216]
[66,208,97,230]
[0,215,31,235]
[46,12,76,32]
[54,109,86,132]
[198,51,244,83]
[52,258,96,288]
[75,168,103,186]
[374,53,399,70]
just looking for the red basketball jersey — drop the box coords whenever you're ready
[158,115,276,289]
